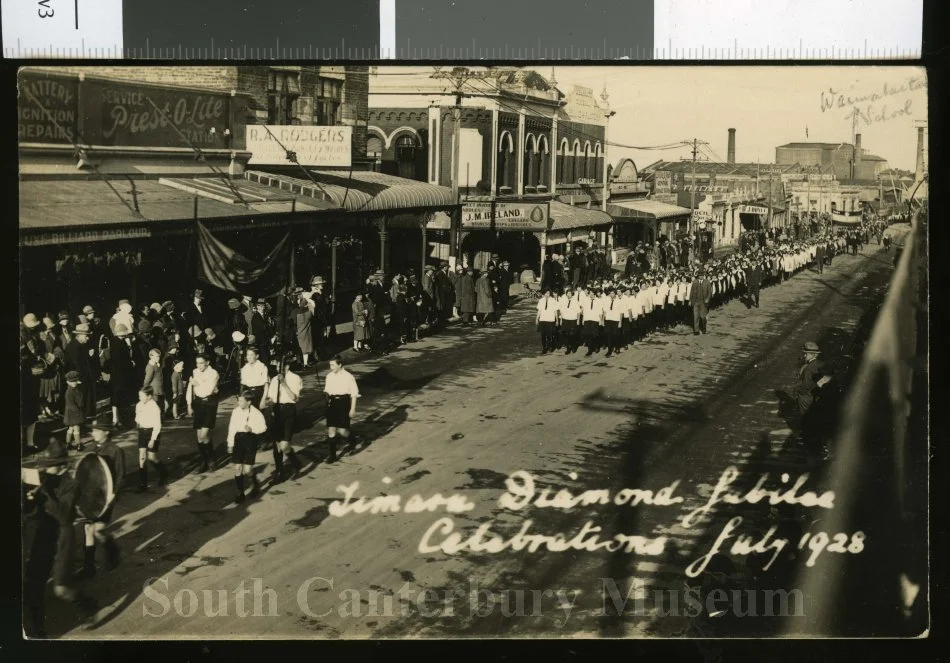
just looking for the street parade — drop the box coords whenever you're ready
[18,64,926,640]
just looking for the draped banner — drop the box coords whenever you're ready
[831,210,863,225]
[196,222,291,298]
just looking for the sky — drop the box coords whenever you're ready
[550,66,927,172]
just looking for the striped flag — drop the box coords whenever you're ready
[196,222,292,298]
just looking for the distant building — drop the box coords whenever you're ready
[775,134,889,182]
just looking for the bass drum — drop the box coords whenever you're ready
[73,453,115,521]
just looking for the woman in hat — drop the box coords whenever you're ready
[109,299,135,337]
[405,274,424,342]
[475,269,495,327]
[37,317,64,419]
[351,293,370,352]
[63,371,85,450]
[105,323,137,428]
[293,295,314,368]
[389,275,408,346]
[21,317,44,450]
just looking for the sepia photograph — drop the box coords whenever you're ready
[18,63,928,639]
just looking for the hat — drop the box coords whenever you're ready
[152,319,165,330]
[136,319,152,334]
[161,300,175,312]
[34,439,70,467]
[114,323,131,337]
[374,269,386,276]
[90,418,113,433]
[189,325,202,338]
[227,298,241,310]
[231,331,246,343]
[803,342,821,353]
[440,261,449,268]
[65,370,82,382]
[82,305,95,316]
[310,276,326,286]
[149,302,163,312]
[42,316,56,329]
[289,286,304,296]
[203,327,215,337]
[118,299,130,306]
[57,311,70,322]
[22,313,40,329]
[192,289,204,298]
[253,297,267,306]
[118,302,132,314]
[74,323,90,335]
[424,265,434,271]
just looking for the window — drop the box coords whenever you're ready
[367,136,383,162]
[396,135,417,161]
[315,77,343,125]
[267,70,300,125]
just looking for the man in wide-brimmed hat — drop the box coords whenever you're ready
[185,288,206,333]
[23,438,87,637]
[249,298,272,364]
[305,275,332,359]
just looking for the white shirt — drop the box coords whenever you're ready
[324,368,361,398]
[558,295,581,321]
[603,296,624,322]
[582,296,602,323]
[536,297,558,322]
[135,399,163,439]
[240,360,269,388]
[653,284,669,307]
[266,372,302,404]
[227,405,268,446]
[188,366,219,400]
[621,293,637,318]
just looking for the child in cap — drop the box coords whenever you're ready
[170,359,186,419]
[63,371,85,451]
[143,348,165,413]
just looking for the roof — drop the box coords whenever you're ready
[777,142,847,150]
[245,170,458,212]
[547,201,612,231]
[18,179,259,231]
[608,199,692,220]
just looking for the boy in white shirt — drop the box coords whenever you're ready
[602,288,624,357]
[536,289,559,355]
[134,387,167,492]
[582,288,604,356]
[227,390,268,503]
[557,287,582,355]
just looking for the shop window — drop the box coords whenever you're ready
[267,69,301,125]
[315,77,343,125]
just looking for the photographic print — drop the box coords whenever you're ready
[18,64,928,639]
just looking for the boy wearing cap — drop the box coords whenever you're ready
[63,371,85,450]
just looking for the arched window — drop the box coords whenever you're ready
[581,141,592,180]
[367,135,383,165]
[538,135,550,188]
[395,134,419,180]
[557,138,570,185]
[593,143,603,182]
[498,131,515,190]
[524,134,538,188]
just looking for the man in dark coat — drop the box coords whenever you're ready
[814,242,825,274]
[568,248,585,286]
[367,271,390,350]
[183,289,207,333]
[249,299,272,364]
[540,255,556,293]
[455,267,476,324]
[307,276,333,359]
[434,262,455,325]
[689,267,713,335]
[106,323,137,427]
[64,323,99,419]
[497,260,514,311]
[743,259,763,308]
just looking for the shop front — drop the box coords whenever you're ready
[459,199,549,272]
[606,199,692,264]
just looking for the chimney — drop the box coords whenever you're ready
[854,133,862,172]
[916,126,926,181]
[727,128,736,164]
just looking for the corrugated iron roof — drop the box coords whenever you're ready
[547,201,612,231]
[609,199,692,220]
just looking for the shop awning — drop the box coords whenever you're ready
[547,201,613,231]
[18,178,335,246]
[158,176,329,213]
[608,199,692,221]
[246,169,458,213]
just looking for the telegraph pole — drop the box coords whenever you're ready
[431,66,492,265]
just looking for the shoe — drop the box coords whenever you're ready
[271,472,286,486]
[693,332,700,335]
[248,482,261,498]
[234,492,246,504]
[195,461,209,474]
[103,539,121,570]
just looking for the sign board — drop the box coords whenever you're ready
[677,184,730,193]
[609,181,645,195]
[738,205,769,215]
[691,209,712,221]
[18,71,245,150]
[653,171,672,194]
[247,125,352,167]
[577,178,598,186]
[461,202,549,231]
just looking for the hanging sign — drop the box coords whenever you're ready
[247,125,352,167]
[738,205,769,215]
[461,202,549,230]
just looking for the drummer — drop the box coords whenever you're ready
[76,420,124,580]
